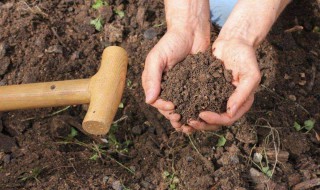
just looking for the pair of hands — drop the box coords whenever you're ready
[142,27,261,134]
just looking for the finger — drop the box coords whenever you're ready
[158,109,181,122]
[200,94,254,126]
[170,120,182,129]
[151,99,175,110]
[142,50,166,104]
[181,125,195,134]
[227,70,261,117]
[188,120,221,131]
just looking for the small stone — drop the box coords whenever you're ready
[212,72,221,78]
[143,28,157,40]
[186,156,194,162]
[68,7,74,12]
[112,180,123,190]
[253,152,263,163]
[284,74,291,80]
[132,126,142,135]
[45,45,63,54]
[299,73,305,78]
[288,95,297,101]
[225,131,234,141]
[298,80,307,86]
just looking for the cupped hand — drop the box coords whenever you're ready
[189,38,261,131]
[142,27,209,134]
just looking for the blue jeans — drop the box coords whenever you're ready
[209,0,237,26]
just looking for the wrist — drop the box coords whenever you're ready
[165,0,210,33]
[217,0,291,48]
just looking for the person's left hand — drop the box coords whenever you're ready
[188,38,261,131]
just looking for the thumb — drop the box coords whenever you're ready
[142,50,166,104]
[227,71,261,117]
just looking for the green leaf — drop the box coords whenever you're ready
[114,10,125,18]
[69,127,78,138]
[90,17,103,31]
[304,119,315,131]
[92,0,107,9]
[90,153,99,160]
[266,170,273,177]
[127,79,132,87]
[119,102,124,108]
[169,184,176,190]
[293,122,302,131]
[216,136,226,147]
[162,171,170,178]
[261,166,269,174]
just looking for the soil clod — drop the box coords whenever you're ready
[160,50,235,124]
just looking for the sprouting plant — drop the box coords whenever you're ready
[126,79,132,88]
[19,167,44,182]
[162,171,179,190]
[293,119,315,132]
[90,17,103,31]
[252,150,273,177]
[90,0,108,31]
[114,9,125,18]
[92,0,108,9]
[210,132,227,147]
[118,102,124,109]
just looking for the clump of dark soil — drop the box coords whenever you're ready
[160,50,235,124]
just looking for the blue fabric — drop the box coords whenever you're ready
[209,0,238,26]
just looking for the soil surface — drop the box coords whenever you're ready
[0,0,319,190]
[161,51,234,124]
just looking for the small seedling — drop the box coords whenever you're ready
[210,132,227,147]
[118,102,124,109]
[293,119,315,132]
[216,136,227,147]
[162,170,179,190]
[126,79,132,88]
[90,0,108,31]
[114,9,125,18]
[92,0,108,9]
[90,17,103,31]
[19,167,43,182]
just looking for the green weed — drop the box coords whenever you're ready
[294,119,315,132]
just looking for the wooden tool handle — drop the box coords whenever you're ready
[0,79,90,111]
[82,46,128,135]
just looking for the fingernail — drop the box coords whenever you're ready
[227,104,237,117]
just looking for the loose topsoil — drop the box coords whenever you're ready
[161,51,234,124]
[0,0,319,190]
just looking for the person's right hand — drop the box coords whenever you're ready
[142,0,210,134]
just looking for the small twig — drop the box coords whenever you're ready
[284,25,304,33]
[112,115,128,125]
[307,63,317,91]
[108,156,135,175]
[187,134,201,155]
[51,27,71,51]
[21,106,71,121]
